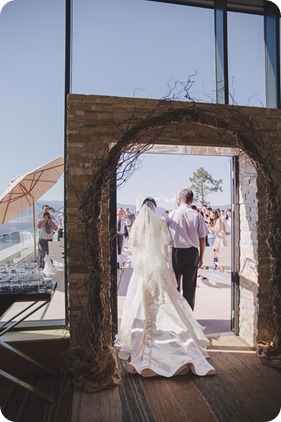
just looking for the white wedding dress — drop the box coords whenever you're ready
[115,200,216,377]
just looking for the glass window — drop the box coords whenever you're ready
[0,0,65,329]
[72,0,216,102]
[228,12,265,107]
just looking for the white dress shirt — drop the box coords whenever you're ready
[117,216,130,235]
[166,204,208,248]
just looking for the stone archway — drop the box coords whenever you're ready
[65,94,281,388]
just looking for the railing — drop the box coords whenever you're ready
[0,231,34,264]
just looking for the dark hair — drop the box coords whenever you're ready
[142,197,157,207]
[179,189,194,203]
[225,208,232,220]
[43,212,51,219]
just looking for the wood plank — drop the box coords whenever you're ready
[140,375,217,422]
[71,386,123,422]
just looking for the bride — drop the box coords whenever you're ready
[115,197,216,377]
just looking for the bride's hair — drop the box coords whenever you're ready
[142,197,157,208]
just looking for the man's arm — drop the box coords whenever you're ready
[50,220,58,230]
[198,237,206,268]
[38,218,46,229]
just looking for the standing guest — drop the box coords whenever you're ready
[191,204,199,212]
[124,207,135,236]
[161,210,169,220]
[202,206,212,246]
[200,205,207,218]
[208,210,226,271]
[223,208,232,247]
[207,210,218,247]
[116,208,130,255]
[220,209,226,221]
[202,206,212,224]
[38,211,57,269]
[166,188,208,310]
[115,197,216,377]
[57,209,64,241]
[37,204,56,221]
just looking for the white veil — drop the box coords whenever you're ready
[129,199,176,299]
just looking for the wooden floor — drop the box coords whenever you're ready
[1,253,280,421]
[1,334,281,422]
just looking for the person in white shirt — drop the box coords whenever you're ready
[116,208,130,255]
[56,210,64,241]
[223,208,232,247]
[37,204,56,221]
[166,188,208,310]
[38,211,58,268]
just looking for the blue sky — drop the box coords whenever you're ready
[0,0,267,211]
[117,153,232,209]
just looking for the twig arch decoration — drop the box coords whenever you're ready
[66,100,281,391]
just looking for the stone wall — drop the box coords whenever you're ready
[238,154,259,345]
[66,94,281,346]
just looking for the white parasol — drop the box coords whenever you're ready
[0,157,64,259]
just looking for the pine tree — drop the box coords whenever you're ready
[189,167,222,206]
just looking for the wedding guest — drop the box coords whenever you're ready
[208,210,226,271]
[223,208,232,247]
[203,206,212,246]
[124,207,135,236]
[161,210,169,220]
[116,208,130,255]
[57,209,64,241]
[220,209,226,221]
[207,210,218,247]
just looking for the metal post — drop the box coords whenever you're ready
[32,201,37,261]
[214,0,229,104]
[110,176,118,341]
[264,1,280,108]
[64,0,72,327]
[231,156,239,335]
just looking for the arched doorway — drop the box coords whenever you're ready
[115,146,238,339]
[67,94,272,351]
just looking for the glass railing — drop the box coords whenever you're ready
[0,230,65,328]
[0,231,34,264]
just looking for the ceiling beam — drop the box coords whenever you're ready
[147,0,276,16]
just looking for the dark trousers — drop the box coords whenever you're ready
[117,234,124,255]
[172,247,199,310]
[58,228,64,241]
[38,238,52,268]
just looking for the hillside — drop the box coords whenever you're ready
[0,200,64,236]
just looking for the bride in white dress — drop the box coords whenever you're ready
[115,197,216,378]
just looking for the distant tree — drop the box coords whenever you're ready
[189,167,223,206]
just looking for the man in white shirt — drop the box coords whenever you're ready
[116,208,130,255]
[38,211,58,268]
[166,188,208,310]
[37,204,56,221]
[56,210,64,241]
